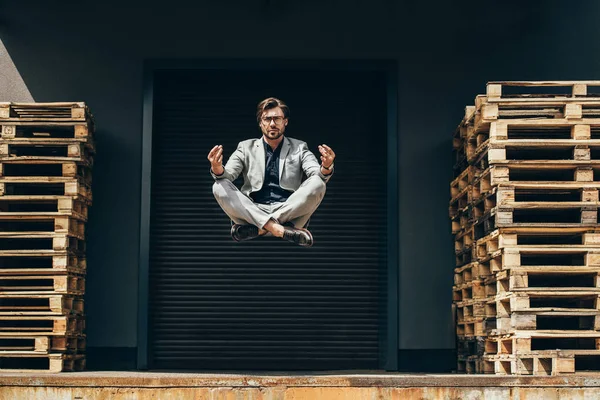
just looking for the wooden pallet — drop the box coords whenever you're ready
[453,157,469,180]
[482,352,577,375]
[0,122,92,142]
[475,229,600,261]
[476,92,600,107]
[472,101,600,132]
[0,102,90,122]
[476,101,580,122]
[486,81,600,99]
[485,268,600,299]
[0,196,88,221]
[0,294,83,315]
[0,335,85,353]
[486,331,600,356]
[0,352,85,373]
[449,186,469,218]
[0,161,92,183]
[475,164,600,197]
[477,187,600,212]
[458,336,485,356]
[453,280,486,302]
[457,355,483,374]
[453,120,470,174]
[456,299,487,321]
[455,249,474,267]
[455,262,493,285]
[454,226,475,254]
[491,309,600,334]
[483,349,600,375]
[476,116,600,137]
[0,137,94,151]
[0,234,85,252]
[0,251,85,275]
[473,208,598,238]
[0,215,84,239]
[486,292,600,335]
[449,186,481,218]
[478,245,600,270]
[0,275,85,295]
[451,210,472,234]
[0,177,92,203]
[471,140,600,169]
[0,142,94,165]
[489,291,600,314]
[450,166,481,198]
[0,315,84,336]
[474,108,599,133]
[457,317,491,337]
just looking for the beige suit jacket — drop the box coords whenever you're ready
[211,136,333,197]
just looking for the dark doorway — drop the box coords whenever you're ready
[147,67,389,370]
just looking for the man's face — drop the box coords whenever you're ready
[259,106,288,140]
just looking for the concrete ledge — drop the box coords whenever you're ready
[4,373,600,399]
[1,371,600,387]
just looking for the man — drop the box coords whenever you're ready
[208,97,335,247]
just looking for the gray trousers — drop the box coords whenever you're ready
[212,176,326,229]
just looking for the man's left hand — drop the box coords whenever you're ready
[318,144,336,169]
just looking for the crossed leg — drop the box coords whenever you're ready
[212,176,327,236]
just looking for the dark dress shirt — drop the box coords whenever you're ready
[251,140,294,204]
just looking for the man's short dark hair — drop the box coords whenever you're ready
[256,97,290,123]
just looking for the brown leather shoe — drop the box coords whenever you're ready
[231,224,260,242]
[282,227,314,247]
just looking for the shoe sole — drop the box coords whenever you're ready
[231,224,259,242]
[299,228,314,248]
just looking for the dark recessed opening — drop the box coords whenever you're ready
[510,168,574,181]
[0,319,53,329]
[9,146,68,157]
[0,201,58,213]
[5,183,65,196]
[0,238,53,251]
[590,148,600,160]
[17,126,75,139]
[517,234,583,245]
[0,337,35,349]
[3,164,63,177]
[532,338,596,350]
[0,357,49,370]
[0,297,49,310]
[507,127,571,139]
[502,85,572,97]
[530,297,595,309]
[514,189,580,202]
[527,272,593,288]
[536,315,594,330]
[0,257,53,269]
[576,356,600,371]
[506,148,573,161]
[512,208,581,223]
[0,220,55,232]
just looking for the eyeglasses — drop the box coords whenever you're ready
[261,116,285,124]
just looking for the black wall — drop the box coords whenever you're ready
[0,0,599,370]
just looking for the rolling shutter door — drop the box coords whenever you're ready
[148,68,388,370]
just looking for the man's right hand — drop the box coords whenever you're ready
[207,145,225,176]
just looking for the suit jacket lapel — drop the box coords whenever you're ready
[279,137,290,181]
[254,139,266,188]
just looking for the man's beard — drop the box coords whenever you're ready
[266,129,284,140]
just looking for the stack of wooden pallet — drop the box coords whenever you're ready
[452,81,600,375]
[0,102,93,373]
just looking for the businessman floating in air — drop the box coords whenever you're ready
[208,97,335,247]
